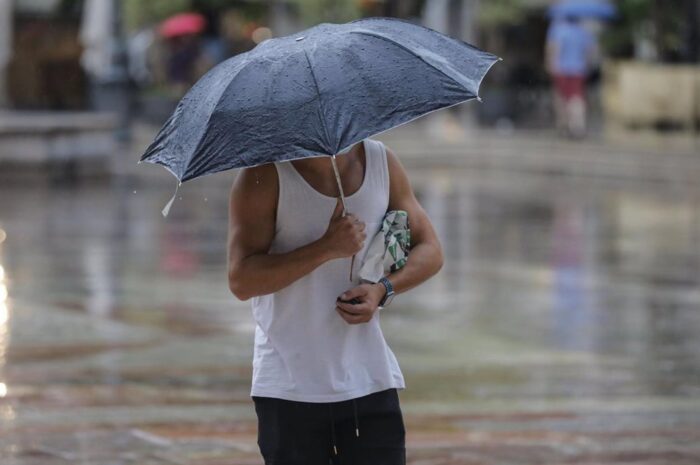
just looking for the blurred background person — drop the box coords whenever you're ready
[159,12,207,97]
[546,14,597,138]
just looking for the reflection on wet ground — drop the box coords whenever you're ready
[1,125,699,464]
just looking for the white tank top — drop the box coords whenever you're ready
[250,138,406,402]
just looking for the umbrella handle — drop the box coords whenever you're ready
[330,155,348,215]
[331,155,354,281]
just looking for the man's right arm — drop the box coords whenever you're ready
[227,163,365,301]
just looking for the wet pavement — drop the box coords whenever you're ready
[1,121,700,464]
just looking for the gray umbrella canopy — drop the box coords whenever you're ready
[139,17,500,214]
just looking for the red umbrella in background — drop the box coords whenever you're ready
[159,12,206,39]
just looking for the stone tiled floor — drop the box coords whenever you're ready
[1,122,699,464]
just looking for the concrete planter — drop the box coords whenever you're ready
[602,60,700,130]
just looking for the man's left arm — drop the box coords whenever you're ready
[336,146,444,324]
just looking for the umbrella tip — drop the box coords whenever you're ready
[161,180,182,218]
[476,96,483,103]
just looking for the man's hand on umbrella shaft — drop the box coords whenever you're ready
[320,198,366,260]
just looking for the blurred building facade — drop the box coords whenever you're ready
[1,0,86,110]
[1,0,699,129]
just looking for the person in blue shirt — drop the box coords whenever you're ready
[546,15,596,138]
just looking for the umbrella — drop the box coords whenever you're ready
[139,17,500,216]
[548,1,617,20]
[159,12,206,39]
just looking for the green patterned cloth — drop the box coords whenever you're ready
[357,210,410,283]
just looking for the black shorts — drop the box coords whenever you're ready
[252,388,406,465]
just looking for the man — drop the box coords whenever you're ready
[546,14,596,138]
[227,137,443,464]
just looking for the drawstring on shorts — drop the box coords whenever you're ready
[329,404,338,456]
[352,398,360,437]
[328,398,361,458]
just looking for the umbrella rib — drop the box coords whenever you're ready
[347,29,488,96]
[182,55,258,180]
[302,48,334,154]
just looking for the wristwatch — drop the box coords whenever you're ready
[377,277,395,308]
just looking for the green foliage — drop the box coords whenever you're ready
[478,0,526,28]
[124,0,284,31]
[124,0,190,30]
[600,0,690,61]
[291,0,361,26]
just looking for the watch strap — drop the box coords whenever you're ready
[378,277,394,307]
